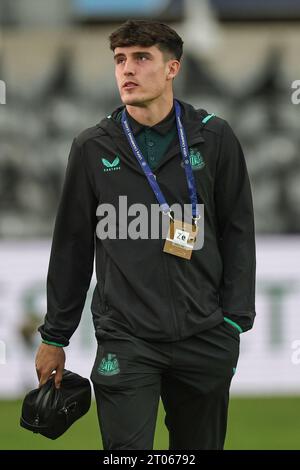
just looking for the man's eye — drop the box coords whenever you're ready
[117,58,125,64]
[137,55,148,61]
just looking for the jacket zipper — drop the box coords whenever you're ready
[155,170,179,339]
[160,248,180,339]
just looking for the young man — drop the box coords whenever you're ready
[35,20,256,450]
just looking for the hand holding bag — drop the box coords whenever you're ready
[20,369,91,439]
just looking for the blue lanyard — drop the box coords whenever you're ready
[121,99,199,221]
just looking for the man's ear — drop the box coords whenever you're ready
[167,60,181,80]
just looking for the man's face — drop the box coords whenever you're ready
[114,45,178,106]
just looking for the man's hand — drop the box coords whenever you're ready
[35,343,66,389]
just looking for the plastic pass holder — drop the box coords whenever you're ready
[163,218,199,260]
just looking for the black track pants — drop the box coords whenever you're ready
[90,319,240,450]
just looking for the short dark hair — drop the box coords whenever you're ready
[109,20,183,61]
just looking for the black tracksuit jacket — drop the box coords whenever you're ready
[39,99,256,346]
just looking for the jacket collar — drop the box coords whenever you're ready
[116,104,176,136]
[98,98,205,175]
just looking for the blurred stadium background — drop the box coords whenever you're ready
[0,0,300,450]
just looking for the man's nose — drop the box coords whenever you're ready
[123,59,135,75]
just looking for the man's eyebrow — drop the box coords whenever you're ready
[114,51,153,60]
[113,53,125,61]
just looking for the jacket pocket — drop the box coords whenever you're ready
[98,248,109,313]
[103,252,110,300]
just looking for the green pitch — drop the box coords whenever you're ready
[0,396,299,450]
